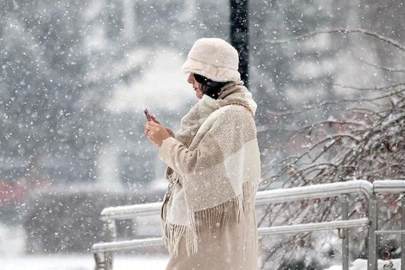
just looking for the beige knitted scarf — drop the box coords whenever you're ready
[159,81,261,257]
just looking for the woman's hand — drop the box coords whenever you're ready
[145,121,171,147]
[149,114,161,124]
[150,114,175,137]
[165,128,175,137]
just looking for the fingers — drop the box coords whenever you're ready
[145,121,162,135]
[150,114,161,124]
[144,122,153,135]
[146,120,159,127]
[145,122,158,134]
[145,125,154,134]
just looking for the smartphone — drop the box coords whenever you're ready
[143,107,152,121]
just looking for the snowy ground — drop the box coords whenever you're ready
[0,223,168,270]
[325,258,401,270]
[0,254,168,270]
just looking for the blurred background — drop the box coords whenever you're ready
[0,0,404,269]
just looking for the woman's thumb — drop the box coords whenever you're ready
[165,128,174,137]
[150,114,160,124]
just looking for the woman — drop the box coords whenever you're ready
[144,38,261,270]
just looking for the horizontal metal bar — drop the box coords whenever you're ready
[255,180,373,205]
[92,218,370,253]
[375,230,405,235]
[373,180,405,194]
[91,237,164,253]
[101,180,374,220]
[101,202,162,220]
[258,218,369,236]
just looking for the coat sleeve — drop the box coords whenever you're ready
[157,127,223,176]
[157,108,254,176]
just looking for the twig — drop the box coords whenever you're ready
[265,88,405,118]
[265,28,405,53]
[334,82,405,91]
[309,134,360,151]
[356,57,405,73]
[289,120,364,140]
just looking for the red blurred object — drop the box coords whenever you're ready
[0,182,27,206]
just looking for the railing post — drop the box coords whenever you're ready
[368,197,378,270]
[258,235,263,268]
[401,193,405,270]
[341,195,349,270]
[93,252,104,270]
[103,218,117,270]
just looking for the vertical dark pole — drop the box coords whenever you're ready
[230,0,249,89]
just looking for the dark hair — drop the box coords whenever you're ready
[194,74,229,100]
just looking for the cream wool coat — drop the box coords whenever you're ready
[158,82,261,270]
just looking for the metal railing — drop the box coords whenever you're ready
[91,180,405,270]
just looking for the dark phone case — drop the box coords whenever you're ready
[144,108,152,121]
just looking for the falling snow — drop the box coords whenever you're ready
[1,0,404,269]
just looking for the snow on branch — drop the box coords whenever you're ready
[265,87,405,119]
[355,57,405,74]
[260,29,405,269]
[265,28,405,53]
[334,83,405,92]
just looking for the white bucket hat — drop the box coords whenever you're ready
[181,38,241,82]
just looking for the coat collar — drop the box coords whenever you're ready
[197,81,258,120]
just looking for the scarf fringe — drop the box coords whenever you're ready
[162,181,258,257]
[163,223,187,257]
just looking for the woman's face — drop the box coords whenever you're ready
[187,73,203,99]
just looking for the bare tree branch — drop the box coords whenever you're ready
[334,83,405,91]
[265,88,405,119]
[265,28,405,53]
[260,28,405,269]
[355,57,405,73]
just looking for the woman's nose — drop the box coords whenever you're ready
[187,73,194,84]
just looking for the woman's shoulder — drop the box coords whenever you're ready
[209,105,257,134]
[208,105,258,142]
[200,103,255,133]
[219,104,255,122]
